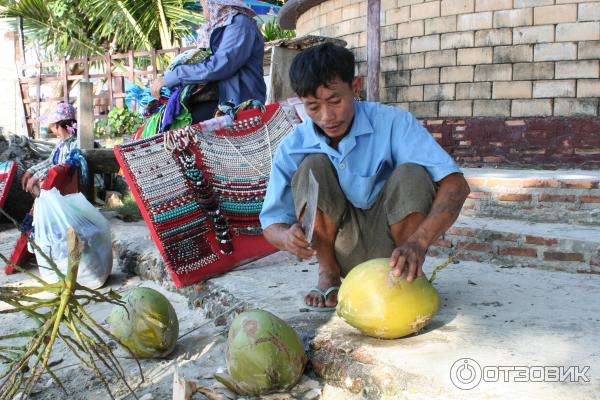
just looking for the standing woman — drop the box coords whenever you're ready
[151,0,267,123]
[21,102,79,194]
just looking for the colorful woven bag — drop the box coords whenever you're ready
[0,161,17,210]
[115,101,301,287]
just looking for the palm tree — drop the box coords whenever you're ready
[0,0,204,60]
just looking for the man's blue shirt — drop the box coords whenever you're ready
[259,101,462,229]
[164,13,266,104]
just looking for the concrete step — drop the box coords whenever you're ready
[429,215,600,274]
[109,218,600,400]
[462,167,600,226]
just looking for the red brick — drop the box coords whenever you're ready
[538,194,577,202]
[489,232,520,242]
[580,196,600,203]
[498,247,537,258]
[466,177,487,187]
[505,120,526,126]
[543,252,584,262]
[455,253,483,262]
[457,242,492,252]
[577,270,600,275]
[434,239,453,248]
[486,178,523,188]
[497,193,532,202]
[521,179,559,188]
[525,236,558,246]
[448,227,481,237]
[483,156,503,163]
[559,180,599,189]
[468,191,491,199]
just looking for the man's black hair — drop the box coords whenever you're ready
[289,43,355,98]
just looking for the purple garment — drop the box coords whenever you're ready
[160,86,185,132]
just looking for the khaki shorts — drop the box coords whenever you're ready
[291,154,436,275]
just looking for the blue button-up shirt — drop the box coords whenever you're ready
[164,13,266,104]
[260,101,462,229]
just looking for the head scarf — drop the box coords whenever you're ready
[197,0,257,47]
[41,102,77,126]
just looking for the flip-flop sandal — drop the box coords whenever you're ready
[306,286,340,312]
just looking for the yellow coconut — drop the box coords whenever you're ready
[336,258,440,339]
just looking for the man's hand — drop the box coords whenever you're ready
[389,238,428,282]
[263,223,316,261]
[150,78,165,99]
[283,223,316,260]
[21,171,32,190]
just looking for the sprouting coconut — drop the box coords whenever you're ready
[109,287,179,358]
[215,309,307,396]
[336,258,441,339]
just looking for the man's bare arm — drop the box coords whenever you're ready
[390,172,470,280]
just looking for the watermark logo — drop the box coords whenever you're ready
[450,358,591,390]
[450,358,482,390]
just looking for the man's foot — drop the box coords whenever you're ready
[304,271,341,308]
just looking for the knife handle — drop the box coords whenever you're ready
[296,246,313,262]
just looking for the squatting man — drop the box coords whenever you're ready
[259,44,470,310]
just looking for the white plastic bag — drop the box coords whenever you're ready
[33,188,112,288]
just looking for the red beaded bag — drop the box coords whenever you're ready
[115,101,301,287]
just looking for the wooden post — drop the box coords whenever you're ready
[105,53,114,108]
[17,17,25,68]
[78,81,94,150]
[128,50,136,110]
[83,56,89,80]
[78,80,95,201]
[267,46,300,103]
[367,0,380,102]
[16,17,29,136]
[62,58,69,102]
[115,77,124,108]
[35,63,41,138]
[151,48,158,81]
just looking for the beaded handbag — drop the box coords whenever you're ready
[0,161,17,210]
[115,102,301,287]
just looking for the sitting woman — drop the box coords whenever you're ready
[21,102,79,195]
[151,0,266,123]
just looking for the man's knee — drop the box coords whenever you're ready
[382,163,436,223]
[291,154,345,225]
[391,163,431,183]
[294,154,331,177]
[291,154,336,193]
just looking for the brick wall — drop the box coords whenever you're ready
[424,117,600,168]
[296,0,600,118]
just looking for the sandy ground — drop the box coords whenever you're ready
[0,226,328,400]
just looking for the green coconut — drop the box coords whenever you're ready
[109,287,179,358]
[336,258,440,339]
[216,309,307,396]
